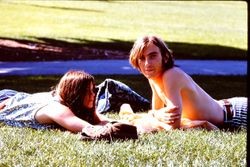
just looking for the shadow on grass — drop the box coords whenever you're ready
[0,37,246,61]
[6,1,105,13]
[0,75,247,99]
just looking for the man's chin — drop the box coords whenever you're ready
[144,73,153,79]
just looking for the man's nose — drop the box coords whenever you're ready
[145,58,150,66]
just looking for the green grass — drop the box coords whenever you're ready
[0,1,247,165]
[0,75,247,166]
[0,125,246,166]
[0,1,247,59]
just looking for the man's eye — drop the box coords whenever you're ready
[149,54,156,59]
[139,57,145,61]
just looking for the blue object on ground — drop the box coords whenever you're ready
[0,60,247,76]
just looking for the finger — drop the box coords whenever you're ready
[166,115,181,122]
[163,114,180,120]
[161,116,175,123]
[168,112,181,116]
[165,108,179,113]
[165,120,175,124]
[169,114,181,119]
[158,117,171,123]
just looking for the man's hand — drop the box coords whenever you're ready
[151,106,180,124]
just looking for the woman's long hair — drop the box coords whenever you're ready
[54,70,96,123]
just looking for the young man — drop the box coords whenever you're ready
[129,35,247,130]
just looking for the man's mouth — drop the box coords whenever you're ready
[145,68,154,73]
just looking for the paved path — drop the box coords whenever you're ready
[0,60,247,76]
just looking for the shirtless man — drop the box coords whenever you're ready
[129,35,247,130]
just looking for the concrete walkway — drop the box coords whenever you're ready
[0,60,247,76]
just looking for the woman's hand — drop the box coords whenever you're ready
[151,106,181,124]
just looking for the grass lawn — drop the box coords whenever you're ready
[0,75,247,166]
[0,1,247,166]
[0,1,247,59]
[0,126,246,166]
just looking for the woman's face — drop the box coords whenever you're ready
[83,83,96,109]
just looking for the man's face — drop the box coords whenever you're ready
[138,42,164,79]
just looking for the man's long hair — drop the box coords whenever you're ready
[129,35,175,71]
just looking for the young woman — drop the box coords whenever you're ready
[129,35,247,130]
[0,70,110,133]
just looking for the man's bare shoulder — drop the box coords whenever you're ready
[163,67,187,80]
[162,67,195,90]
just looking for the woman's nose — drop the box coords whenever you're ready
[91,90,96,95]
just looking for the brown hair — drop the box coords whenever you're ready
[55,70,96,123]
[129,35,174,71]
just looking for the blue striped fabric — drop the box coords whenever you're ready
[226,97,248,129]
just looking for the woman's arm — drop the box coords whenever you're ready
[94,112,112,125]
[50,107,92,133]
[37,103,107,133]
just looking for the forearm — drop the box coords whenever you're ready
[95,112,113,125]
[149,107,181,129]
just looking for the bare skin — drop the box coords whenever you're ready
[35,83,110,133]
[0,83,110,133]
[138,42,224,129]
[119,103,219,134]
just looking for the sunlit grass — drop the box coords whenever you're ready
[0,75,247,166]
[0,125,246,166]
[0,1,247,165]
[0,1,247,50]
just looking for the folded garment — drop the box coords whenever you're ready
[119,103,219,134]
[81,121,138,141]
